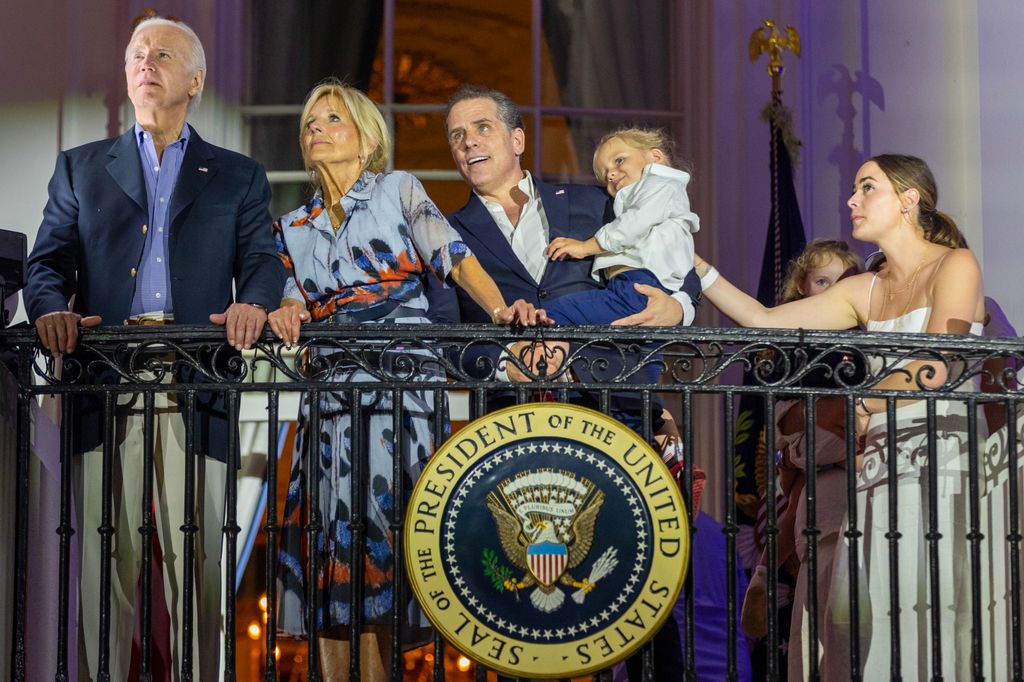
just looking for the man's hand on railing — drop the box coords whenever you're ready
[494,298,552,327]
[266,301,310,348]
[210,303,268,351]
[34,311,102,357]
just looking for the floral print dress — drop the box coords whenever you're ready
[274,171,469,635]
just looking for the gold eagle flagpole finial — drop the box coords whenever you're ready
[749,19,801,97]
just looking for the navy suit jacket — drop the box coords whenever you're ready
[435,180,655,417]
[25,125,285,458]
[443,180,613,322]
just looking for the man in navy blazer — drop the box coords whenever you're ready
[26,121,283,458]
[24,16,283,680]
[26,124,282,345]
[439,86,692,410]
[442,86,690,331]
[440,84,688,681]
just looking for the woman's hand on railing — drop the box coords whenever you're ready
[267,301,310,348]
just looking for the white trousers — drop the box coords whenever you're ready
[74,390,225,681]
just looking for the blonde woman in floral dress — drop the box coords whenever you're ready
[269,79,539,681]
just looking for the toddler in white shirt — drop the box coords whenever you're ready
[544,127,702,328]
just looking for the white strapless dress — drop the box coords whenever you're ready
[824,307,983,681]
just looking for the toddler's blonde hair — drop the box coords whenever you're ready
[592,127,676,181]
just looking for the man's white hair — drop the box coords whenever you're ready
[125,17,207,112]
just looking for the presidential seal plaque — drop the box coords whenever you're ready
[405,403,690,678]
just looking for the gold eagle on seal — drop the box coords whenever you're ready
[486,470,619,613]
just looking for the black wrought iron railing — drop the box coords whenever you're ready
[1,323,1022,681]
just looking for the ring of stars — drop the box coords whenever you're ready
[439,438,653,644]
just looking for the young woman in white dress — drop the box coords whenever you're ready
[694,154,986,680]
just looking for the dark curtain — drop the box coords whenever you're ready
[541,0,672,174]
[248,0,384,173]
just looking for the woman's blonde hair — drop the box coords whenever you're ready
[781,239,863,303]
[592,127,677,180]
[299,78,390,189]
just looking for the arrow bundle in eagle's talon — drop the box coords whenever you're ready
[572,547,619,603]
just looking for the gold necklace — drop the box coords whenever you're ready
[882,252,927,317]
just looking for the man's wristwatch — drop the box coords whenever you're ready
[246,302,267,311]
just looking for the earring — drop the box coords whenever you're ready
[900,208,908,214]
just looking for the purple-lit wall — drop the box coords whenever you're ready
[690,2,1022,333]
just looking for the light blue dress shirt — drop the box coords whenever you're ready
[130,122,190,315]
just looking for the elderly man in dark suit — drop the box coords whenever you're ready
[439,84,690,682]
[24,15,283,680]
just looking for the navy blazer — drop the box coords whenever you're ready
[438,180,661,427]
[444,180,613,321]
[25,125,285,458]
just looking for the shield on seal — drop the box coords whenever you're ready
[527,542,567,586]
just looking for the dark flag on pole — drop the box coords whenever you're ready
[734,98,807,540]
[757,102,807,307]
[733,97,807,678]
[741,21,805,678]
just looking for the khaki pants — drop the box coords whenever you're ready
[74,390,225,681]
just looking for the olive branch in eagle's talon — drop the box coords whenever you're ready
[482,548,519,598]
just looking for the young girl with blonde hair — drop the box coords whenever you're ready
[740,239,863,681]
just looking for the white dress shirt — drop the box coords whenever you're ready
[478,172,562,381]
[478,171,550,284]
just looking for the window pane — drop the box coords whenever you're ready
[249,115,303,172]
[249,1,383,104]
[245,1,680,218]
[269,182,308,223]
[535,114,584,179]
[419,179,471,217]
[392,112,453,170]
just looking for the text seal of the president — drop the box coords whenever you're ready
[405,403,689,678]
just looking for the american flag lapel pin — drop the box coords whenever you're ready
[198,166,208,173]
